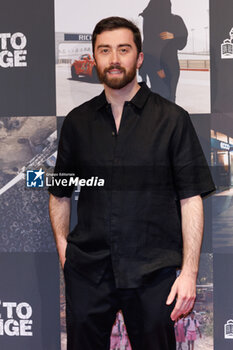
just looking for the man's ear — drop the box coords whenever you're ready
[137,52,144,69]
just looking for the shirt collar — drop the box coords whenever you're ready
[95,82,151,111]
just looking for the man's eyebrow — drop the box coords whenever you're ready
[96,44,111,49]
[118,44,132,48]
[96,44,132,50]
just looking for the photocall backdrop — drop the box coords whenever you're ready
[0,0,233,349]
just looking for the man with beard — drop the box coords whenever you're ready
[48,17,215,350]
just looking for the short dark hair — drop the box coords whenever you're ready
[92,16,142,56]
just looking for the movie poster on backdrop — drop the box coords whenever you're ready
[0,0,56,117]
[0,116,57,252]
[210,0,233,113]
[55,0,210,116]
[0,116,61,348]
[0,253,60,350]
[211,113,233,253]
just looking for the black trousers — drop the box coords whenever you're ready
[64,259,177,350]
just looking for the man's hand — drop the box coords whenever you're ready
[166,272,196,321]
[160,31,174,40]
[157,69,166,79]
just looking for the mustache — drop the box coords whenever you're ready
[104,65,126,73]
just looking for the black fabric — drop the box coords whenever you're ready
[64,258,177,350]
[49,82,215,288]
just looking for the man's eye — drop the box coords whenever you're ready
[120,48,128,53]
[101,49,109,53]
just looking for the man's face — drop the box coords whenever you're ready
[94,28,143,89]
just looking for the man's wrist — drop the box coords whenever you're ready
[180,267,198,279]
[57,237,68,265]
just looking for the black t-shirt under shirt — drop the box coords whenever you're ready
[48,82,215,288]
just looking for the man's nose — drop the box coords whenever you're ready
[110,49,120,65]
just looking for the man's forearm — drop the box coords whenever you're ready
[49,193,71,268]
[166,195,203,320]
[180,195,204,277]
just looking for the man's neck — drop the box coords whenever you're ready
[104,78,140,108]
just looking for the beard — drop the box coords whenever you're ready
[96,62,137,89]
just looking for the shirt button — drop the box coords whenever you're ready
[112,131,115,136]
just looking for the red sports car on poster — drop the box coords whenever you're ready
[71,53,98,81]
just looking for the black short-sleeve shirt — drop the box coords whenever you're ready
[48,82,215,288]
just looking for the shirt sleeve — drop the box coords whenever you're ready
[170,111,215,200]
[48,115,76,198]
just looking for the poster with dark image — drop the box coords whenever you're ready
[0,116,57,252]
[0,0,56,116]
[211,113,233,252]
[0,253,60,350]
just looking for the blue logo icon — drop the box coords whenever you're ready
[26,169,45,188]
